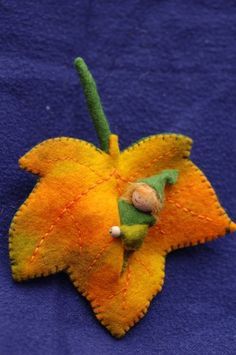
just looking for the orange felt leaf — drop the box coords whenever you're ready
[9,134,236,337]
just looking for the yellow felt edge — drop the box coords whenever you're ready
[10,132,236,338]
[122,133,193,155]
[67,252,166,338]
[164,217,236,254]
[9,162,118,281]
[118,133,193,184]
[9,172,125,335]
[9,170,166,338]
[108,142,235,336]
[118,135,235,253]
[9,179,38,281]
[19,133,192,176]
[162,159,236,251]
[9,181,123,337]
[8,178,67,281]
[19,136,108,175]
[82,231,167,337]
[146,158,236,254]
[10,149,128,337]
[110,254,166,338]
[118,155,235,336]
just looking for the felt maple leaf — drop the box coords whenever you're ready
[9,58,236,338]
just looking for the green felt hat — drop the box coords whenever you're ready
[118,169,179,230]
[138,169,179,201]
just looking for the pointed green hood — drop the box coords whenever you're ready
[138,169,178,201]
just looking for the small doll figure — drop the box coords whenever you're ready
[110,170,178,266]
[123,182,163,215]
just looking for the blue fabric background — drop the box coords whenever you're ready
[0,1,235,354]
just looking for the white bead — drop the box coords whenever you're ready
[109,226,121,238]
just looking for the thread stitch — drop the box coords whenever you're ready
[113,171,124,195]
[29,170,115,263]
[45,157,105,179]
[122,265,131,311]
[133,148,177,178]
[113,147,182,186]
[69,213,83,253]
[134,256,153,276]
[105,287,125,301]
[168,198,213,222]
[122,146,184,182]
[87,239,114,273]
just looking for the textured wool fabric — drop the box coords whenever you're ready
[9,132,235,337]
[0,0,236,354]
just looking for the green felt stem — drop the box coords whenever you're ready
[74,57,111,152]
[121,250,132,274]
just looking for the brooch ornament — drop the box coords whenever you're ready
[9,58,235,337]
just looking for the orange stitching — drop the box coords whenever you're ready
[113,148,180,188]
[128,147,180,181]
[29,171,115,263]
[114,171,129,183]
[113,171,124,195]
[45,157,105,179]
[69,213,83,253]
[152,224,165,236]
[171,184,195,194]
[168,198,213,222]
[122,265,131,311]
[153,224,165,235]
[134,256,152,276]
[87,239,113,273]
[105,287,125,301]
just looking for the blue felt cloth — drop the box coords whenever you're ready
[0,1,235,354]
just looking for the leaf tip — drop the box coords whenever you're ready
[18,155,26,169]
[229,220,236,233]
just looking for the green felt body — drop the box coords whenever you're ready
[118,200,156,226]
